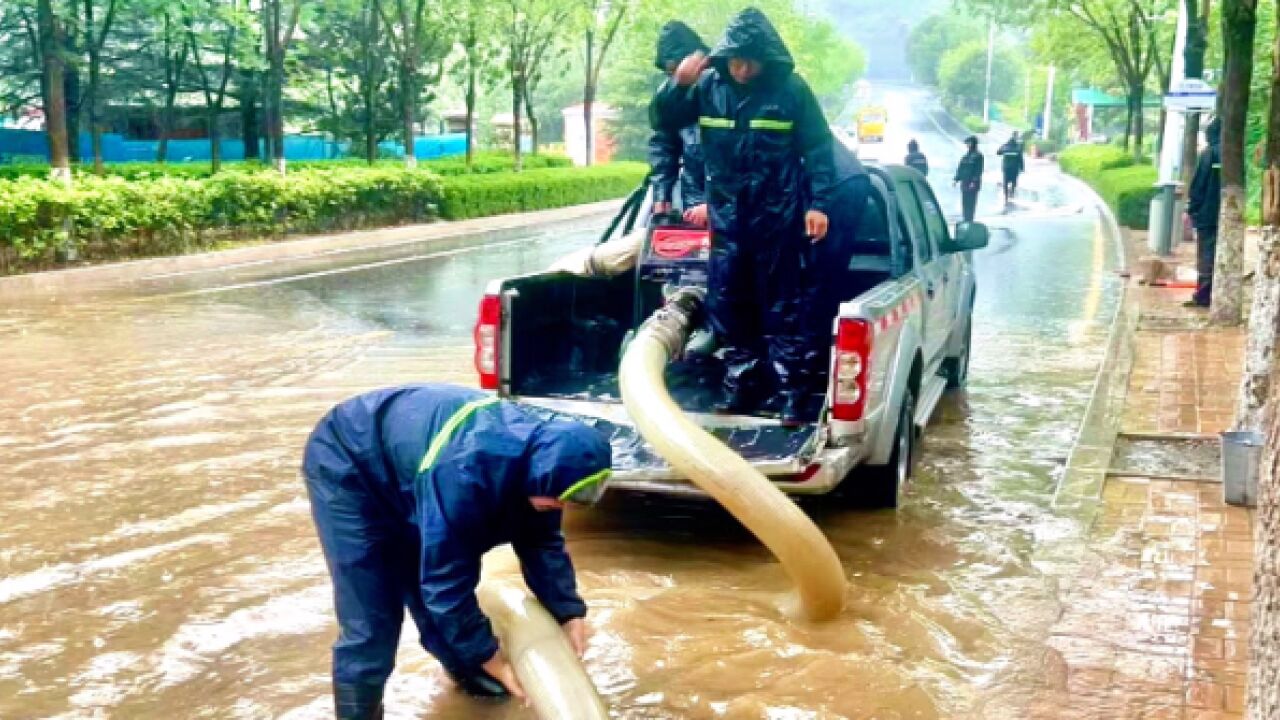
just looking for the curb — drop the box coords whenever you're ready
[1051,171,1136,516]
[0,199,625,303]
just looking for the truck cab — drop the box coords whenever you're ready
[474,165,987,506]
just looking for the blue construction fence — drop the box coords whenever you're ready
[0,128,467,164]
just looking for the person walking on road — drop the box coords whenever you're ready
[1186,117,1222,308]
[954,135,984,223]
[649,21,710,227]
[302,383,612,718]
[650,7,837,425]
[997,131,1024,204]
[905,139,929,177]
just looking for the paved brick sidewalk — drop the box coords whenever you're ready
[1027,233,1255,719]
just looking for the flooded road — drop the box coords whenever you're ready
[1,92,1121,719]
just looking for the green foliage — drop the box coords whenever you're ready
[437,163,648,219]
[0,162,641,269]
[1058,144,1155,228]
[939,40,1024,117]
[0,152,572,181]
[1057,144,1134,176]
[961,116,991,134]
[906,12,984,86]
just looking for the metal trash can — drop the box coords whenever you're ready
[1221,431,1262,507]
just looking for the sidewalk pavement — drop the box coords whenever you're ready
[1027,231,1255,719]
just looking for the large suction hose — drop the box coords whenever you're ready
[618,289,847,622]
[477,556,609,720]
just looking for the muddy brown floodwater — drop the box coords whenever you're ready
[0,167,1118,717]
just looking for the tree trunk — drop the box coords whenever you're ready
[465,42,477,167]
[584,29,594,167]
[512,77,524,172]
[1211,0,1258,326]
[241,71,261,161]
[209,110,222,173]
[37,0,71,185]
[1132,85,1145,160]
[525,81,539,155]
[1235,14,1280,432]
[1123,94,1135,152]
[1182,114,1202,188]
[401,63,417,169]
[1249,357,1280,720]
[85,0,103,174]
[65,62,81,164]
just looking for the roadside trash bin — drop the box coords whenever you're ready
[1221,430,1262,507]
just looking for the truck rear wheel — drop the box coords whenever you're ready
[847,388,915,508]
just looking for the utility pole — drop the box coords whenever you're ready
[982,20,996,124]
[1043,65,1056,137]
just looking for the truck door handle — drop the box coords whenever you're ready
[926,282,936,298]
[942,272,950,283]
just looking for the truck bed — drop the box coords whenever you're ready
[519,396,819,479]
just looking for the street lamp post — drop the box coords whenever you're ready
[982,20,996,125]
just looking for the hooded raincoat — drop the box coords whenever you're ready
[301,384,611,718]
[1187,118,1222,304]
[649,21,708,209]
[649,7,837,403]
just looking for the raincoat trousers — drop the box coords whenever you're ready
[301,384,611,719]
[650,8,837,407]
[649,21,709,210]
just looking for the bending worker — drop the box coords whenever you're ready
[650,7,836,424]
[650,20,710,227]
[301,383,612,718]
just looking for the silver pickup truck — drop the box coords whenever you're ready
[472,165,988,506]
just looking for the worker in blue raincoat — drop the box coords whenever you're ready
[650,20,709,226]
[301,384,612,719]
[650,7,837,424]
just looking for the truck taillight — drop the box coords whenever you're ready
[474,294,501,390]
[832,318,871,421]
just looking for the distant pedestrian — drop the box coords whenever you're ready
[905,139,929,177]
[954,135,984,223]
[1186,117,1222,308]
[997,131,1025,204]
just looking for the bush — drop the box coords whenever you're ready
[1057,144,1135,178]
[1057,144,1156,229]
[0,151,573,181]
[437,163,648,220]
[0,166,443,267]
[0,161,642,272]
[961,115,990,134]
[1093,165,1159,229]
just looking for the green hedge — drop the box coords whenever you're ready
[0,151,572,181]
[1057,144,1134,178]
[1058,144,1156,229]
[962,115,990,134]
[0,161,641,272]
[437,163,648,220]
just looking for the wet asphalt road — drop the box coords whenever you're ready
[0,87,1122,719]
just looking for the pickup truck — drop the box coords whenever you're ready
[472,165,988,506]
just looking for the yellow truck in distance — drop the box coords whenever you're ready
[856,106,887,143]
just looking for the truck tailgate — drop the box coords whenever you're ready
[515,398,819,483]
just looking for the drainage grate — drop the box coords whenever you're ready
[1111,435,1221,480]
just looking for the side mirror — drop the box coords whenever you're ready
[943,222,989,252]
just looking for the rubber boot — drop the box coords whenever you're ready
[449,668,511,701]
[333,682,386,720]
